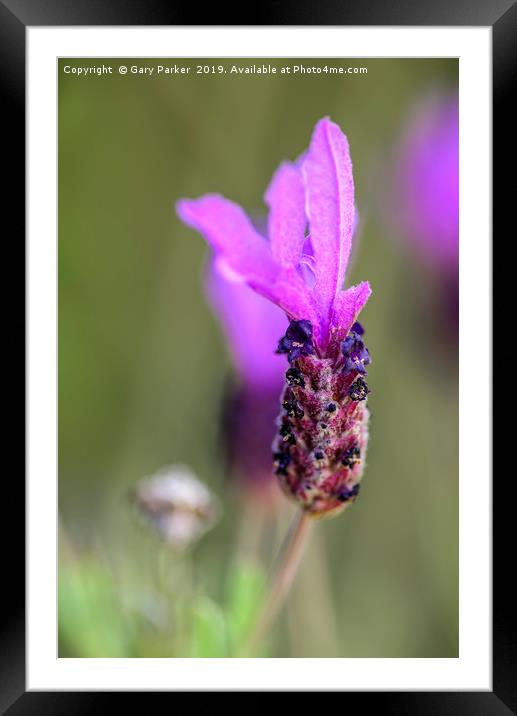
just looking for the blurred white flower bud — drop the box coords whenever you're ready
[133,465,219,549]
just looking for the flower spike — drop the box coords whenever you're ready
[177,117,372,518]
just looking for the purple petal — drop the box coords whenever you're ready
[176,195,278,285]
[206,260,287,389]
[302,118,355,327]
[249,264,322,349]
[331,281,371,340]
[264,162,307,266]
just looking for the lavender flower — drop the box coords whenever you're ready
[177,117,372,518]
[206,260,287,499]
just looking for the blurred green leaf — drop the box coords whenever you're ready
[226,564,266,655]
[59,558,131,657]
[188,596,228,657]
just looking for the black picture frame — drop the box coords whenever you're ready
[2,0,511,712]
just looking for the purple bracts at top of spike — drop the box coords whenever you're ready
[177,118,371,355]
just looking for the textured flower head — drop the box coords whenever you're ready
[177,118,372,518]
[177,117,371,357]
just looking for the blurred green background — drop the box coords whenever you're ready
[58,58,458,658]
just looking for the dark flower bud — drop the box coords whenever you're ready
[348,377,370,402]
[282,398,304,419]
[277,335,292,354]
[341,445,361,467]
[341,327,371,375]
[273,450,291,476]
[276,319,315,362]
[338,483,361,502]
[286,319,313,343]
[351,321,364,335]
[286,367,305,387]
[279,424,296,445]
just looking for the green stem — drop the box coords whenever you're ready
[241,509,312,656]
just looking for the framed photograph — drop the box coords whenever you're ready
[2,0,510,710]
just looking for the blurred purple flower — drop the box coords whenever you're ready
[206,260,287,499]
[206,260,287,391]
[177,118,372,518]
[391,92,459,343]
[395,93,459,271]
